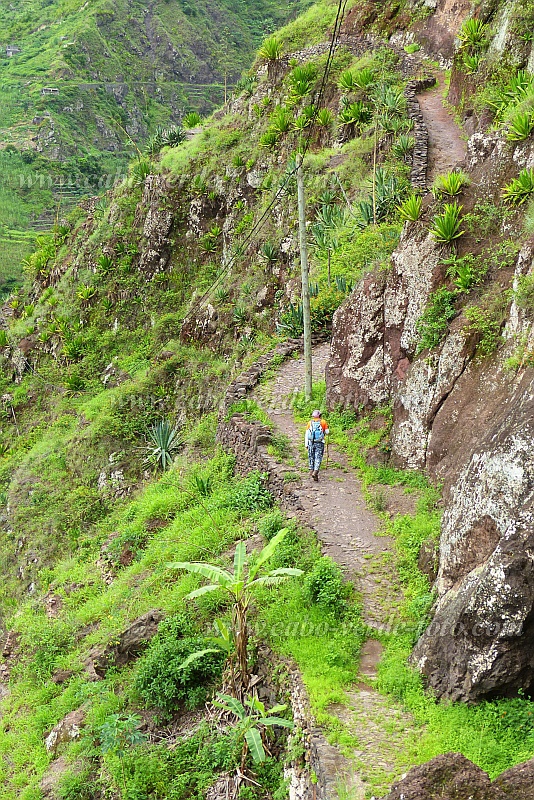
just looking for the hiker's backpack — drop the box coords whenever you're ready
[310,419,324,443]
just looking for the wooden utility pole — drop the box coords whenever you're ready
[296,153,312,400]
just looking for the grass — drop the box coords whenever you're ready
[289,379,534,781]
[0,441,368,797]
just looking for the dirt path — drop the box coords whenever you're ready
[417,75,466,182]
[254,344,418,797]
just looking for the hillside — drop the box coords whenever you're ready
[0,0,534,798]
[0,0,308,295]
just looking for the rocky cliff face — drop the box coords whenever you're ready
[327,123,534,700]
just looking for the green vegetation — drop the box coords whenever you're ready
[398,194,422,222]
[415,287,457,353]
[502,168,534,205]
[429,202,465,243]
[432,170,470,197]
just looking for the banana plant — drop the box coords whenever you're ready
[168,528,303,698]
[214,693,293,770]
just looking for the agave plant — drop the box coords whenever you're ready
[182,111,202,129]
[458,17,487,49]
[270,106,293,134]
[259,241,279,265]
[62,335,85,362]
[98,253,114,273]
[161,125,186,147]
[507,112,534,142]
[433,170,471,197]
[502,168,534,205]
[463,53,481,74]
[398,194,422,222]
[130,158,152,188]
[339,70,357,92]
[316,108,334,127]
[232,153,246,168]
[64,373,86,397]
[391,134,415,159]
[76,284,97,306]
[258,36,282,62]
[233,305,248,326]
[294,113,311,131]
[259,129,280,149]
[339,67,374,92]
[146,127,165,155]
[288,63,317,99]
[193,474,213,497]
[335,275,353,293]
[0,330,9,348]
[145,420,182,471]
[234,75,257,97]
[489,70,534,119]
[277,302,304,336]
[374,84,406,116]
[338,101,372,128]
[214,287,230,304]
[429,202,465,243]
[318,188,337,207]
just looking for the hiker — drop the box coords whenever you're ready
[305,409,329,481]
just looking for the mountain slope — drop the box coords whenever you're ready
[0,0,308,293]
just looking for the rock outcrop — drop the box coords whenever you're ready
[384,752,534,800]
[326,124,534,700]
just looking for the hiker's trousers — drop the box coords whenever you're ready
[308,441,325,472]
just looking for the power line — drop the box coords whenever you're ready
[8,2,350,395]
[181,0,349,327]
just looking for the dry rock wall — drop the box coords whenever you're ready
[326,127,534,701]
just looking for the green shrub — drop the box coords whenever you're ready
[136,620,226,716]
[258,509,287,541]
[502,169,534,205]
[221,471,273,513]
[463,306,502,356]
[310,285,345,331]
[398,194,422,222]
[515,273,534,315]
[304,556,347,613]
[507,111,534,141]
[258,36,283,61]
[415,287,457,353]
[391,134,415,159]
[429,202,465,243]
[457,17,487,50]
[433,170,470,197]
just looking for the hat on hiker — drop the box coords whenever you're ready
[312,410,321,418]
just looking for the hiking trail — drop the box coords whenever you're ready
[417,73,466,181]
[254,344,419,797]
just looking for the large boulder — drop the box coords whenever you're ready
[384,753,534,800]
[326,150,534,700]
[86,609,163,679]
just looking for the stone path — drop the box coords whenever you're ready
[254,344,418,798]
[417,74,466,182]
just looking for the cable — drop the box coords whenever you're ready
[11,0,349,395]
[182,0,349,326]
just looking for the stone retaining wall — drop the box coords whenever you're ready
[405,77,436,190]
